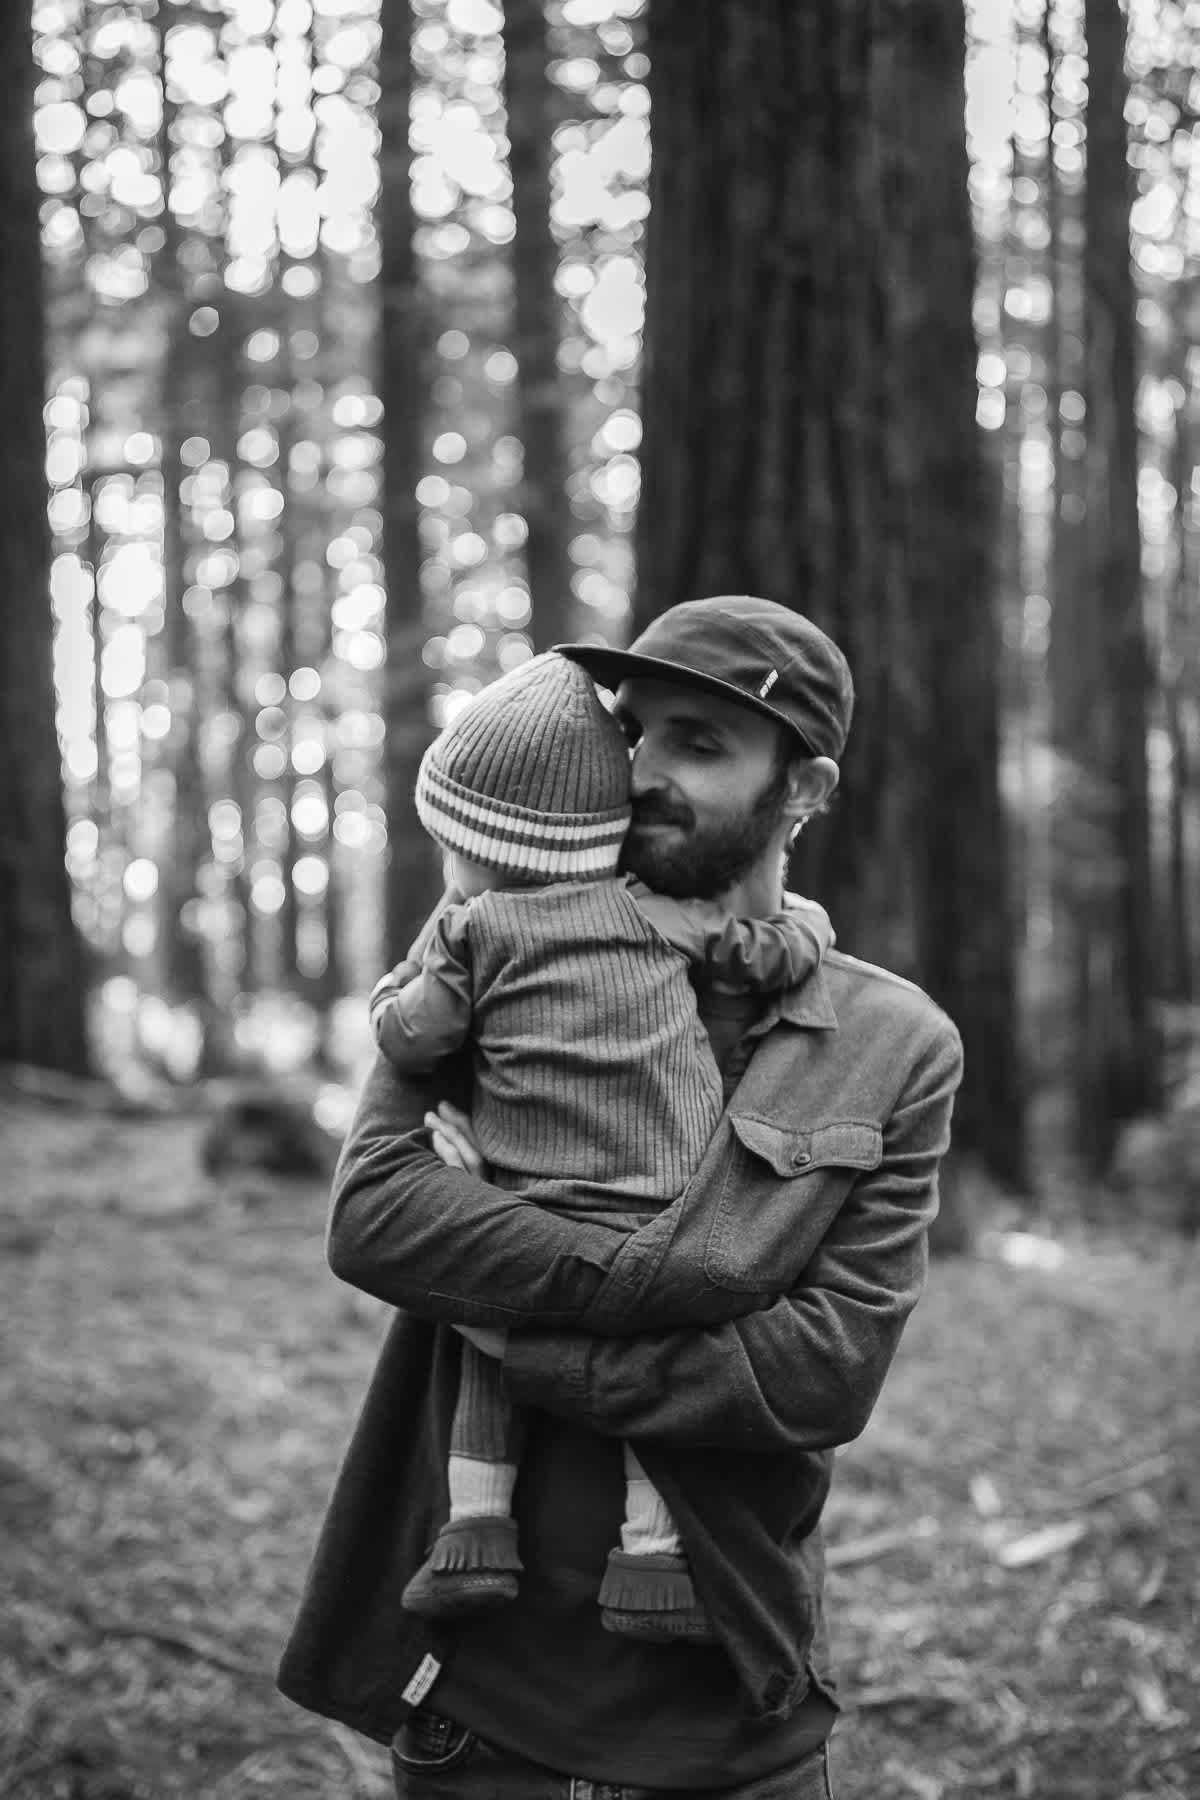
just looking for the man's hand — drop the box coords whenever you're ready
[454,1323,509,1359]
[424,1101,490,1179]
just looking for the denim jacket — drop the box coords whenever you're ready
[277,948,962,1734]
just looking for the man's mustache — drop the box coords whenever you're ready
[630,795,694,830]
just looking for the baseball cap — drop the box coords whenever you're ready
[556,595,854,761]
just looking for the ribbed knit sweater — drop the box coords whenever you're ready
[370,878,832,1217]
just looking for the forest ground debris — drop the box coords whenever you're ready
[0,1093,1197,1800]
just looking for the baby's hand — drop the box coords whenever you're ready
[425,1102,489,1179]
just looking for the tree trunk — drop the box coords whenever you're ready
[1165,326,1195,1004]
[877,6,1026,1188]
[379,0,439,960]
[636,2,1025,1187]
[0,7,89,1073]
[502,0,572,650]
[157,56,210,1006]
[276,375,302,987]
[1079,0,1160,1155]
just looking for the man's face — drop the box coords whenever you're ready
[613,679,793,900]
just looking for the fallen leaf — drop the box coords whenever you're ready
[969,1473,1004,1518]
[995,1519,1090,1568]
[1128,1672,1174,1725]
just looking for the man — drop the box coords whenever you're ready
[278,596,964,1798]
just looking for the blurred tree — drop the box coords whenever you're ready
[1072,0,1161,1162]
[379,0,439,959]
[0,4,88,1073]
[156,55,210,1010]
[218,313,262,995]
[503,0,572,649]
[1165,284,1196,1004]
[635,2,1025,1187]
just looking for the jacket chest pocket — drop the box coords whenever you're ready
[704,1114,883,1292]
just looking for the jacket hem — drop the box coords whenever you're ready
[276,1675,399,1749]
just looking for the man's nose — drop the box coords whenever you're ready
[629,740,664,797]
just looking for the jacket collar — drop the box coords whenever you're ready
[750,961,839,1037]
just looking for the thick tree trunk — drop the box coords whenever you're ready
[0,8,89,1073]
[876,6,1025,1188]
[379,0,439,960]
[637,2,1025,1186]
[502,0,572,650]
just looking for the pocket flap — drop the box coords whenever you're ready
[729,1114,883,1176]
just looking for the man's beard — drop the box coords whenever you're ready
[619,761,790,900]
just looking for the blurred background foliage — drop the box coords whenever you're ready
[2,0,1199,1223]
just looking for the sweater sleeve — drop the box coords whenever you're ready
[631,886,834,993]
[368,900,475,1072]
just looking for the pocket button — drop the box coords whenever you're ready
[792,1150,811,1167]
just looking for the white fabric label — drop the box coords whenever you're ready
[401,1653,442,1707]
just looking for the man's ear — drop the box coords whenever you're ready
[783,756,839,827]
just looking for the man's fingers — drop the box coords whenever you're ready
[436,1102,474,1134]
[426,1112,487,1177]
[431,1104,486,1174]
[429,1125,466,1170]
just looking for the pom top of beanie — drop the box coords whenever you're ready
[415,652,632,882]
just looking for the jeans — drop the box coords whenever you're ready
[391,1708,836,1799]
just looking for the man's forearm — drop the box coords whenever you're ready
[501,1022,962,1451]
[502,1275,910,1455]
[327,1053,627,1325]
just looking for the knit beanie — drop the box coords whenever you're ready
[415,652,632,882]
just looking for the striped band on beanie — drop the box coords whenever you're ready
[415,653,632,882]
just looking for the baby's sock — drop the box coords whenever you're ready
[620,1447,682,1557]
[448,1453,517,1521]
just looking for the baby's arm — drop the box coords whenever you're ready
[368,898,475,1071]
[631,887,833,992]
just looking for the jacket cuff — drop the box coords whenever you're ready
[502,1330,592,1414]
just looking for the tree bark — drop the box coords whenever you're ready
[378,0,439,959]
[502,0,572,650]
[0,7,89,1073]
[636,1,1025,1186]
[876,5,1026,1188]
[1079,0,1160,1156]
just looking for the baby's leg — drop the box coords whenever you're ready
[598,1444,716,1643]
[401,1343,524,1618]
[448,1336,524,1520]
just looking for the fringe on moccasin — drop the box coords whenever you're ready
[401,1516,522,1618]
[598,1549,717,1643]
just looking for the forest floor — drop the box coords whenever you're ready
[1,1083,1197,1800]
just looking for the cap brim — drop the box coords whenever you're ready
[553,643,819,756]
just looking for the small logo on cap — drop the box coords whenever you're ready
[757,669,779,698]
